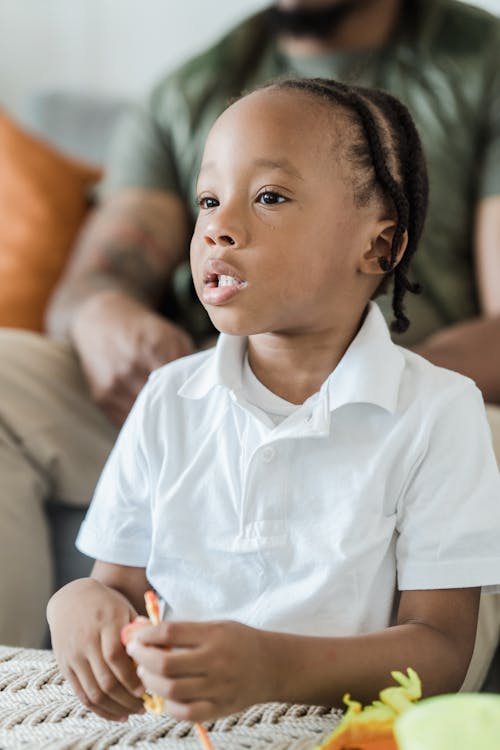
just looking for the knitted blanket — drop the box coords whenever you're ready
[0,647,342,750]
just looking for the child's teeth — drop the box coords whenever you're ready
[218,275,238,287]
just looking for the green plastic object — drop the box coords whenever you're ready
[394,693,500,750]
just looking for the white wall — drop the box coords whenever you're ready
[0,0,269,114]
[1,0,498,115]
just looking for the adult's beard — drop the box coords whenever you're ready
[269,1,369,39]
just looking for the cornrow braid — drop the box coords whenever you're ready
[369,89,429,327]
[262,77,429,334]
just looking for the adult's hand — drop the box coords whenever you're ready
[45,188,194,424]
[412,315,500,405]
[72,290,194,426]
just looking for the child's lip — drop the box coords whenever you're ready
[202,282,245,306]
[203,258,245,285]
[202,258,247,306]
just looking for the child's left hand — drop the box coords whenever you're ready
[125,620,276,721]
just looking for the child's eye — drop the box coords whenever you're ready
[257,191,287,205]
[197,196,219,209]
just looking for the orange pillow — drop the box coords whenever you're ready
[0,111,102,331]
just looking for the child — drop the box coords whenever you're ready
[47,78,500,724]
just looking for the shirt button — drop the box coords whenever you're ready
[262,447,276,463]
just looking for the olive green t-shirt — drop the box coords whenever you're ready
[102,0,500,346]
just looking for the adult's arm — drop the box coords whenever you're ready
[414,195,500,404]
[46,187,194,425]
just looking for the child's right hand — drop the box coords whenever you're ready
[47,577,146,721]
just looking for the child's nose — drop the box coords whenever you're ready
[204,231,236,248]
[203,208,248,250]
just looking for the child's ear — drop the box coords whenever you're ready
[359,220,408,276]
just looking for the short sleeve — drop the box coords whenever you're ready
[98,81,182,199]
[396,383,500,593]
[76,385,153,566]
[478,25,500,199]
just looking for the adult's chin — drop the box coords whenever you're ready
[269,0,363,39]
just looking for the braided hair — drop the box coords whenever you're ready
[260,78,429,334]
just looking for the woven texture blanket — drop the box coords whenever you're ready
[0,647,342,750]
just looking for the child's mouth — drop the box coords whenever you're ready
[218,275,240,287]
[203,268,247,306]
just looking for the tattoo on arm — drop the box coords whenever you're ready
[74,192,189,303]
[93,224,171,303]
[46,189,190,336]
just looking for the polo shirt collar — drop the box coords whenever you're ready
[178,334,245,400]
[326,302,405,414]
[178,302,405,414]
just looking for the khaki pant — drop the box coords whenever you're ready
[0,330,117,647]
[0,330,498,689]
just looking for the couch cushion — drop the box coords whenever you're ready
[0,110,101,331]
[21,91,131,165]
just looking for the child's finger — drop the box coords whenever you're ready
[138,671,208,705]
[89,652,145,713]
[100,627,145,698]
[134,620,207,648]
[67,666,128,722]
[128,642,205,679]
[71,658,135,720]
[164,698,218,723]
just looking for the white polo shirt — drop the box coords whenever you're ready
[77,303,500,637]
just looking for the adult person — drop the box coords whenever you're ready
[0,0,499,687]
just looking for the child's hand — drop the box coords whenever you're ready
[47,578,146,721]
[126,620,275,721]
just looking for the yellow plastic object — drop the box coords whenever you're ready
[317,668,422,750]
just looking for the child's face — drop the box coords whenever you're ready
[190,88,386,338]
